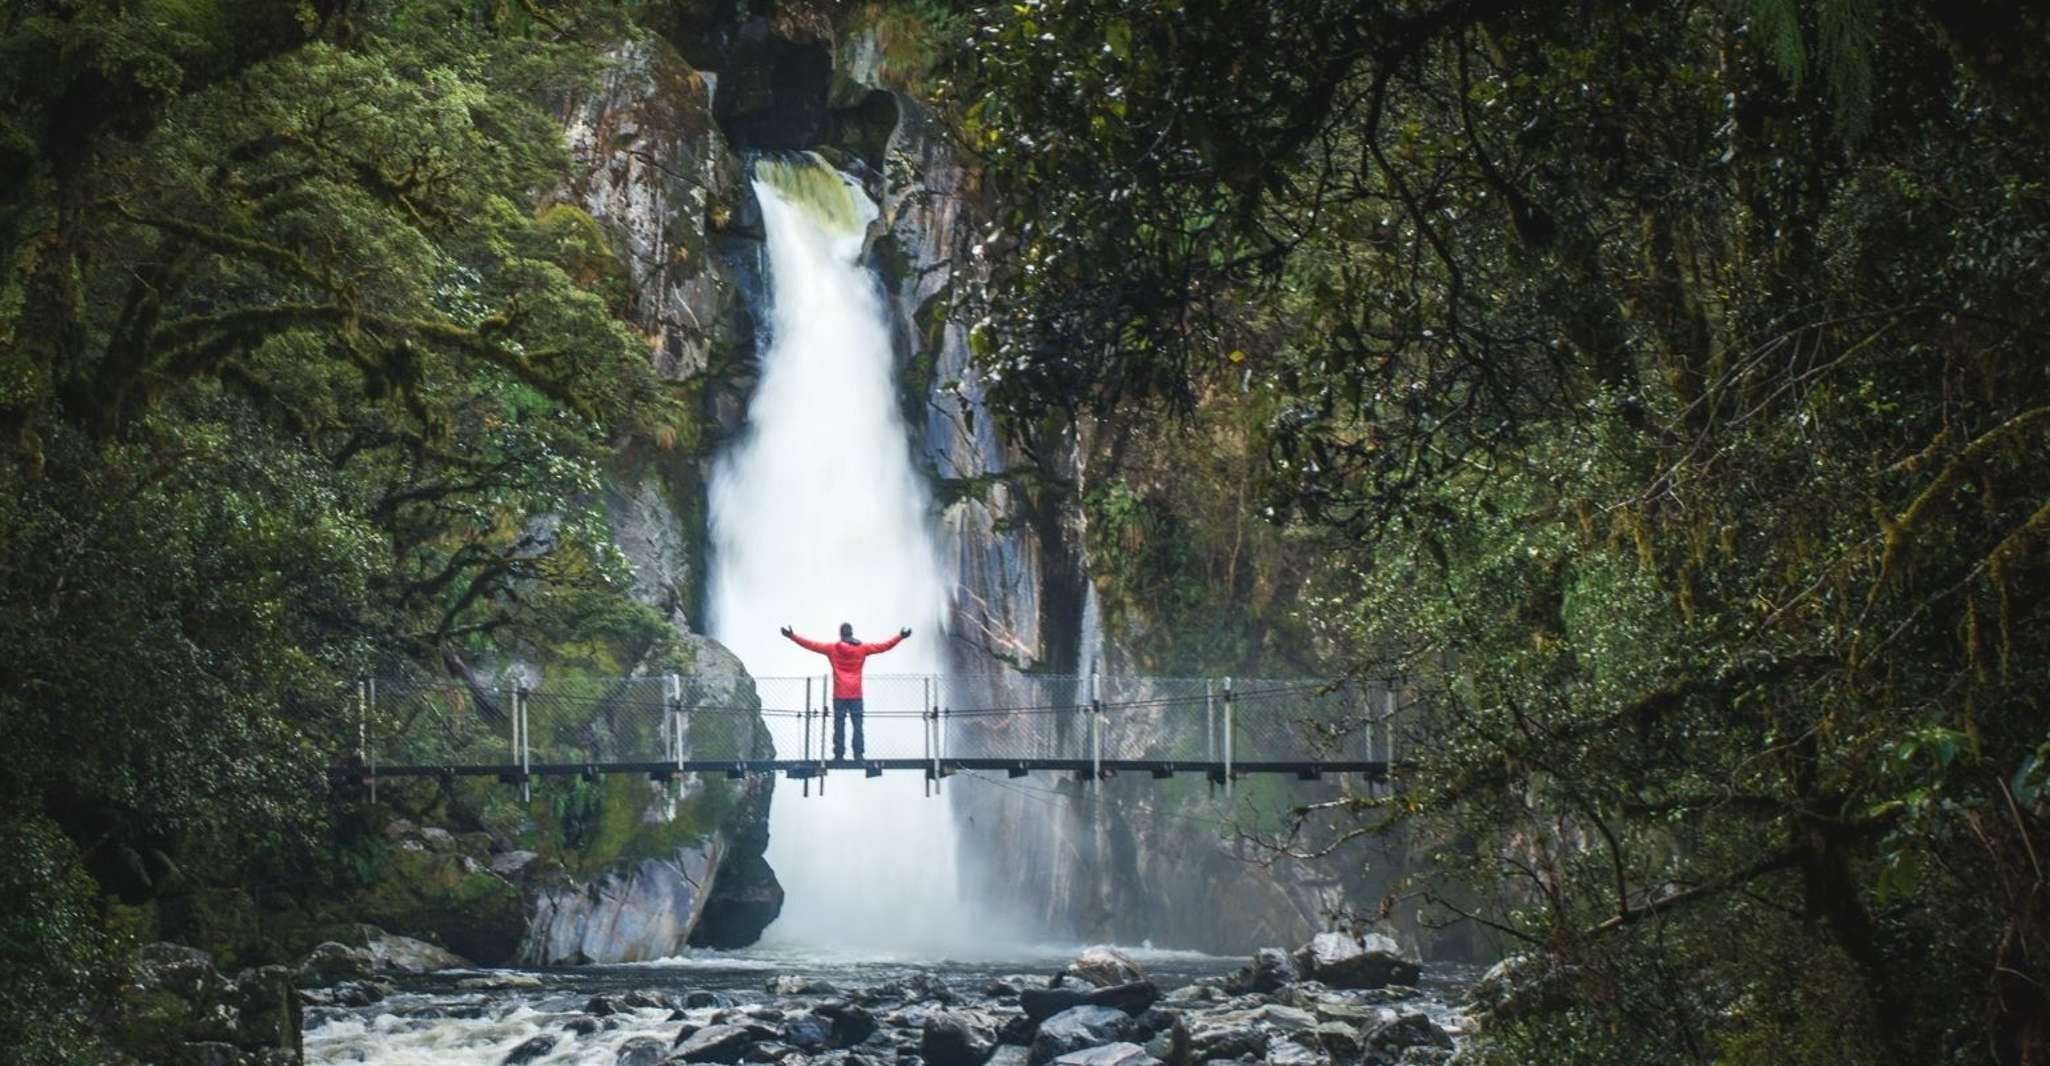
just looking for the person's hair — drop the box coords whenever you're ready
[839,622,854,640]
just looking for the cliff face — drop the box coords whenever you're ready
[528,38,780,960]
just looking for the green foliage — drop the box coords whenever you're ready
[0,0,699,1053]
[967,0,2050,1060]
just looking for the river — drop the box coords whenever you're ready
[304,944,1475,1064]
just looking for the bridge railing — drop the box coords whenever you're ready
[350,671,1412,774]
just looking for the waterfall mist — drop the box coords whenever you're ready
[707,156,986,954]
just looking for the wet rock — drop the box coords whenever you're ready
[588,995,622,1016]
[1051,1043,1158,1066]
[675,1023,758,1063]
[1061,947,1146,989]
[1188,1023,1268,1062]
[1359,1013,1451,1064]
[1163,981,1224,1005]
[224,965,300,1051]
[1226,950,1298,995]
[813,1000,879,1047]
[688,991,738,1009]
[1265,1038,1328,1066]
[745,1041,796,1062]
[771,975,842,997]
[617,1035,669,1066]
[297,942,376,987]
[1392,1049,1452,1066]
[1021,982,1158,1022]
[921,1008,999,1066]
[785,1013,835,1050]
[622,989,681,1010]
[1292,934,1419,991]
[564,1015,602,1035]
[862,973,956,1005]
[997,1013,1037,1046]
[989,1046,1033,1066]
[1311,1021,1360,1060]
[1030,1006,1136,1065]
[459,973,543,991]
[1240,1005,1317,1033]
[298,980,390,1008]
[504,1033,558,1065]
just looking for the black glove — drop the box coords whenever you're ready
[779,625,793,638]
[899,626,913,639]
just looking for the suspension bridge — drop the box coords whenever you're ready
[334,672,1412,797]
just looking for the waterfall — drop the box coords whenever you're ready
[707,155,974,954]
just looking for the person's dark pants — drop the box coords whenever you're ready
[833,697,865,760]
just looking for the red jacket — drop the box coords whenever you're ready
[787,631,904,699]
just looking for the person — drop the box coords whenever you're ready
[780,622,911,761]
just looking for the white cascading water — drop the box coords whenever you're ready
[706,155,975,954]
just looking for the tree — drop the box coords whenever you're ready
[963,0,2050,1060]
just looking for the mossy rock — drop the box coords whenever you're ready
[345,849,523,965]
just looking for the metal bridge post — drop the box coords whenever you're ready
[1384,681,1398,794]
[1222,676,1233,799]
[819,673,829,796]
[669,674,683,771]
[923,677,933,798]
[802,677,812,798]
[1205,679,1215,765]
[936,675,948,793]
[1089,670,1101,785]
[517,686,530,804]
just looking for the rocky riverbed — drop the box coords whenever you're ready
[302,942,1473,1066]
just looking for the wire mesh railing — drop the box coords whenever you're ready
[347,671,1412,780]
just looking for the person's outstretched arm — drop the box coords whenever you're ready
[861,628,910,655]
[781,626,832,654]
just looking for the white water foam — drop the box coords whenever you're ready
[706,156,987,952]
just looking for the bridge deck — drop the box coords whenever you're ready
[333,757,1395,783]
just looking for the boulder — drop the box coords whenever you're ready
[1021,982,1159,1021]
[1360,1013,1451,1063]
[298,980,390,1008]
[1051,1043,1158,1066]
[1062,948,1146,989]
[1188,1023,1268,1062]
[688,992,738,1008]
[1267,1039,1330,1066]
[296,942,375,988]
[1465,954,1571,1026]
[224,965,301,1053]
[1031,1006,1136,1065]
[921,1008,999,1066]
[490,849,541,879]
[813,1001,880,1047]
[1292,934,1419,991]
[771,975,842,997]
[563,1015,602,1035]
[989,1046,1033,1066]
[1226,950,1298,995]
[365,931,470,974]
[616,1035,669,1066]
[997,1013,1037,1046]
[504,1034,557,1064]
[1311,1021,1360,1060]
[1242,1005,1318,1033]
[785,1013,836,1050]
[675,1024,758,1064]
